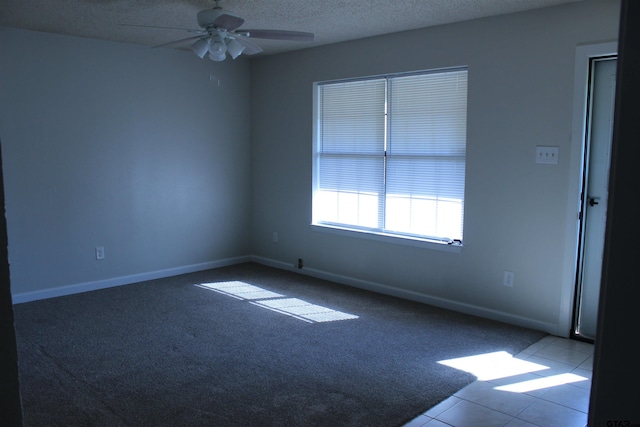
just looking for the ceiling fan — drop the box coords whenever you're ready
[126,0,314,61]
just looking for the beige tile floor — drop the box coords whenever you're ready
[404,335,594,427]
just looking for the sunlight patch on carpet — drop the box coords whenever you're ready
[196,281,284,300]
[251,298,359,323]
[196,281,359,323]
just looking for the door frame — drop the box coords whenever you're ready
[573,55,617,341]
[559,41,617,338]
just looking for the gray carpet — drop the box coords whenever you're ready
[13,262,546,426]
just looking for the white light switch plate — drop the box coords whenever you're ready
[536,146,559,164]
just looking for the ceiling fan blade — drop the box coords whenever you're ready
[239,29,314,41]
[152,35,204,49]
[213,13,245,31]
[235,37,263,55]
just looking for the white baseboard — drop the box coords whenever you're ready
[12,254,560,335]
[12,256,251,304]
[250,255,559,335]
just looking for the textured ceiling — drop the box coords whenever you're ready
[1,0,582,57]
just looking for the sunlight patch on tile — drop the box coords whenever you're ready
[196,281,358,323]
[438,351,549,381]
[251,298,359,323]
[494,373,588,393]
[196,281,284,300]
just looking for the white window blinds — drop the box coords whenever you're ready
[313,68,468,243]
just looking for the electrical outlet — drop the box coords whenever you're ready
[272,232,278,243]
[503,271,514,287]
[96,246,105,260]
[297,258,303,269]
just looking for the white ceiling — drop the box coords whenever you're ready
[0,0,582,57]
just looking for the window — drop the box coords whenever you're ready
[312,67,468,245]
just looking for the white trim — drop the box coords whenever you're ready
[559,41,618,337]
[14,252,557,333]
[11,256,251,304]
[251,255,558,335]
[310,224,463,253]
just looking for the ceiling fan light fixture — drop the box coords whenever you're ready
[209,34,227,56]
[226,38,245,59]
[191,38,210,59]
[208,50,226,62]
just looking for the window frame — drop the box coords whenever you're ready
[311,67,468,252]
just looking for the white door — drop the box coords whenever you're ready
[574,57,617,341]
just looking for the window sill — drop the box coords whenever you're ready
[310,224,463,253]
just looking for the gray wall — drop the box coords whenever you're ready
[0,27,251,298]
[0,0,622,336]
[249,1,621,335]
